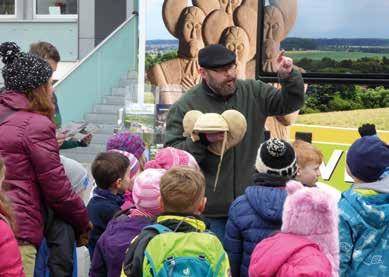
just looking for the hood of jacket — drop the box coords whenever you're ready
[0,91,29,111]
[245,173,287,222]
[343,187,389,228]
[353,176,389,194]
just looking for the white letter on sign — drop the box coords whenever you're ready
[320,150,343,180]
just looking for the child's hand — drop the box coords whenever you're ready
[77,222,93,247]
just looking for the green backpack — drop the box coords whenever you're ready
[142,224,230,277]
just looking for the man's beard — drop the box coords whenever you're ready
[207,77,237,97]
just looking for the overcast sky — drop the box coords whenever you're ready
[146,0,389,40]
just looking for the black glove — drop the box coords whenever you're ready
[358,123,376,137]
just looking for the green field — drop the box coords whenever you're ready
[287,50,389,61]
[297,107,389,130]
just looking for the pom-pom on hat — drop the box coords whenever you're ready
[0,42,52,93]
[255,138,297,178]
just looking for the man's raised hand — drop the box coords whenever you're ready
[277,50,293,79]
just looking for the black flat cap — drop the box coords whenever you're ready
[198,44,236,69]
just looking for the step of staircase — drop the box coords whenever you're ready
[85,113,118,124]
[60,73,138,164]
[93,104,123,114]
[103,95,126,105]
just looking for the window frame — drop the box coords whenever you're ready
[0,0,17,18]
[33,0,78,20]
[255,0,389,85]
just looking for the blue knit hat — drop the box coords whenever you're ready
[347,136,389,182]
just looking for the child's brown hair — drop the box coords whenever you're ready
[293,140,323,167]
[0,157,16,232]
[91,152,130,190]
[160,167,205,213]
[30,41,60,62]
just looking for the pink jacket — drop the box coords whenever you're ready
[249,232,332,277]
[0,91,89,246]
[0,217,25,276]
[281,181,339,276]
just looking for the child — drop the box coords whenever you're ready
[224,138,297,277]
[34,156,93,277]
[339,136,389,276]
[0,157,25,276]
[293,139,323,187]
[87,152,130,257]
[90,168,165,277]
[109,149,141,210]
[249,181,339,277]
[293,139,341,201]
[122,167,230,277]
[29,41,92,149]
[106,132,147,169]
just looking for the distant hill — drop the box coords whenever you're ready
[281,38,389,52]
[146,39,178,53]
[146,39,178,46]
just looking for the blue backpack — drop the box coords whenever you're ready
[142,224,231,277]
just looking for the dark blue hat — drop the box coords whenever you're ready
[347,136,389,182]
[198,44,236,69]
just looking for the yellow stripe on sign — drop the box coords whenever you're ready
[291,124,389,144]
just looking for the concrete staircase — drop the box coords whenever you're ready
[60,73,138,163]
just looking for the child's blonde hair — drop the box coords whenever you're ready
[160,167,205,213]
[293,140,323,168]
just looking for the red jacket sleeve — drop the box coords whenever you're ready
[24,116,89,234]
[0,220,25,276]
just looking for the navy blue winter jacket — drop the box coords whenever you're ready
[87,187,124,258]
[224,173,288,277]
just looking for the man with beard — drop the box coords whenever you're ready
[164,44,304,241]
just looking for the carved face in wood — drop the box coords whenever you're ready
[263,6,285,60]
[219,0,242,14]
[178,7,205,58]
[221,26,250,78]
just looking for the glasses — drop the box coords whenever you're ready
[208,63,237,73]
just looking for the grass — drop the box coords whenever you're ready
[297,107,389,130]
[287,50,389,61]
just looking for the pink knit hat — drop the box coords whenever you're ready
[282,180,339,276]
[144,147,199,170]
[109,149,140,178]
[132,168,166,216]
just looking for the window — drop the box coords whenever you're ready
[0,0,16,17]
[34,0,77,18]
[256,0,389,84]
